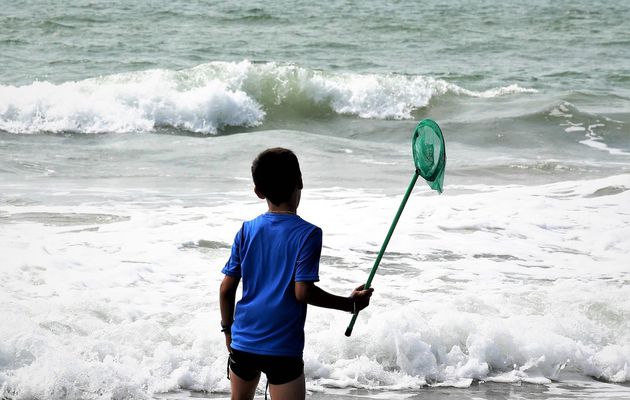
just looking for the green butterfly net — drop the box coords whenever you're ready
[412,119,446,193]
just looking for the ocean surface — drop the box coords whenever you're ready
[1,0,629,399]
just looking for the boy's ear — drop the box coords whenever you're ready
[254,186,265,200]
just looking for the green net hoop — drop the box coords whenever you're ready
[412,119,446,193]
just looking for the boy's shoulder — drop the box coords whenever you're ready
[243,213,320,233]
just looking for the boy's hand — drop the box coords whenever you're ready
[224,333,232,354]
[350,284,374,312]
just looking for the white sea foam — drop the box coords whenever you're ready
[579,123,630,156]
[563,121,630,156]
[0,72,265,134]
[549,102,630,156]
[455,83,538,98]
[1,172,629,398]
[0,61,537,134]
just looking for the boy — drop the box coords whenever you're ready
[220,148,374,400]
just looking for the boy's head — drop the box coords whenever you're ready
[251,148,303,206]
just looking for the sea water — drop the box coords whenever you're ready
[1,0,629,399]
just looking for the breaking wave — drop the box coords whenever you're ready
[0,61,536,134]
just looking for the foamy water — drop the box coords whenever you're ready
[1,152,629,398]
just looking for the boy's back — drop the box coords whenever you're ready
[222,212,322,357]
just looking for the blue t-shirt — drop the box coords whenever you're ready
[222,212,321,357]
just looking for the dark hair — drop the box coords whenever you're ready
[251,148,303,206]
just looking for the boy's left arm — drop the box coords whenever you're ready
[295,281,373,312]
[219,275,240,353]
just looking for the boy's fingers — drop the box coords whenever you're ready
[352,285,374,306]
[356,289,374,300]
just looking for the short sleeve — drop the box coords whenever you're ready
[295,227,322,282]
[221,225,243,277]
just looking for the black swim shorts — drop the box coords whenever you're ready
[228,348,304,385]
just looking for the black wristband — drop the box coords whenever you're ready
[221,321,231,335]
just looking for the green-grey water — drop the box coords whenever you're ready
[2,0,630,93]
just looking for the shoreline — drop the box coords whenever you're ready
[155,377,630,400]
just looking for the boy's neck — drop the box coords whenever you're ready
[267,200,297,214]
[265,188,301,214]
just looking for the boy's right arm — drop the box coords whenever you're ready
[219,275,240,353]
[294,282,373,313]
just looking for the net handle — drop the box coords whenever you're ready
[345,171,420,337]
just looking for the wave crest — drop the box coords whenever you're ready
[0,61,537,134]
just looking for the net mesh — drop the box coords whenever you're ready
[412,119,446,193]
